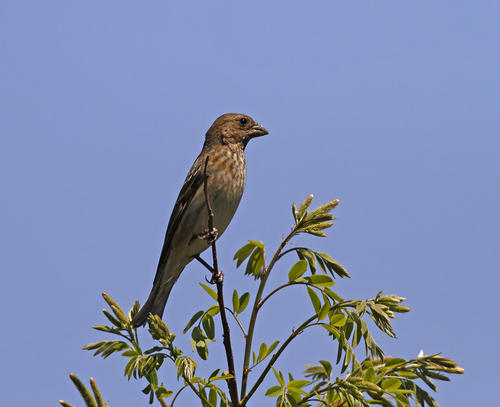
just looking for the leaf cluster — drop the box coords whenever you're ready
[61,195,463,407]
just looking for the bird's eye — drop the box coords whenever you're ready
[239,117,248,125]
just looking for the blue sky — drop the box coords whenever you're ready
[1,1,498,406]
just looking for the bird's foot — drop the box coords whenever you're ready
[208,269,224,284]
[198,227,219,244]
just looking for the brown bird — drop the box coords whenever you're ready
[132,113,268,327]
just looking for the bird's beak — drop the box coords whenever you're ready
[250,124,269,138]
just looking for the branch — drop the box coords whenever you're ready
[201,156,240,406]
[170,383,188,407]
[183,376,214,407]
[240,229,296,398]
[241,301,346,406]
[225,307,247,338]
[277,246,309,260]
[258,282,325,310]
[194,255,214,273]
[240,313,318,406]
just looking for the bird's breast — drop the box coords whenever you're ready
[168,147,247,270]
[208,147,247,231]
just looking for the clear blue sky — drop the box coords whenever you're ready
[1,1,498,406]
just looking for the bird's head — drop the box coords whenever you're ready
[204,113,268,149]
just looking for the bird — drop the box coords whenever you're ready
[131,113,268,327]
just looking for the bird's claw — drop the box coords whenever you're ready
[209,269,224,284]
[198,227,219,244]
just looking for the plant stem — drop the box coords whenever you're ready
[277,246,309,260]
[240,229,296,399]
[194,255,214,273]
[240,313,318,406]
[257,282,325,310]
[158,396,168,407]
[183,376,214,407]
[241,302,344,406]
[225,307,247,337]
[202,156,239,406]
[170,384,188,407]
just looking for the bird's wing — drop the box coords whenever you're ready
[152,156,205,286]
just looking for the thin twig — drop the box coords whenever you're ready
[183,376,214,407]
[158,396,168,407]
[241,303,344,406]
[201,156,240,406]
[277,246,309,260]
[240,229,295,399]
[225,307,247,338]
[194,255,215,273]
[258,282,325,310]
[170,383,188,407]
[240,314,317,406]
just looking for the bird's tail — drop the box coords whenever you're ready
[131,279,175,327]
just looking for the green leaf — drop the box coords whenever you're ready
[128,300,141,321]
[364,367,375,382]
[320,323,340,337]
[307,274,335,287]
[308,199,339,217]
[288,260,308,282]
[245,245,265,278]
[202,315,215,340]
[257,342,268,362]
[233,242,256,267]
[287,387,308,397]
[69,373,97,407]
[296,194,314,220]
[101,293,128,322]
[208,369,220,379]
[184,310,204,334]
[267,340,280,355]
[191,326,205,343]
[248,239,264,249]
[307,287,321,313]
[316,252,350,278]
[287,380,310,388]
[331,313,347,327]
[207,305,220,316]
[121,350,138,357]
[208,387,217,407]
[102,309,123,328]
[398,370,419,379]
[425,371,451,381]
[89,378,104,407]
[209,374,234,382]
[292,203,298,223]
[196,340,208,360]
[92,324,118,334]
[199,283,218,301]
[232,290,239,312]
[324,288,343,302]
[382,378,402,392]
[317,303,330,321]
[306,229,327,237]
[237,292,250,313]
[265,385,283,397]
[297,249,317,273]
[385,357,406,367]
[319,360,332,378]
[156,387,173,399]
[272,366,285,386]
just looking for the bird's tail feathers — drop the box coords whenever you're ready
[131,280,175,327]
